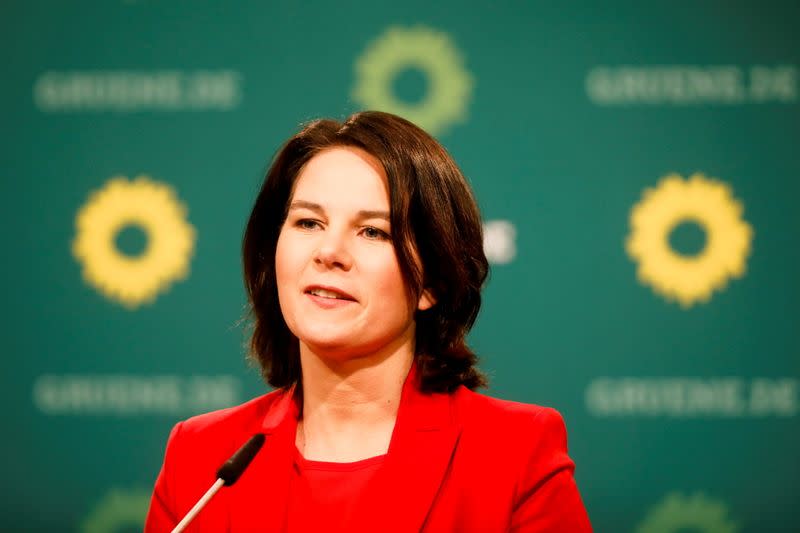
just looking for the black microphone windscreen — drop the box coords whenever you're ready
[216,433,266,486]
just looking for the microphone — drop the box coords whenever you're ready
[171,434,266,533]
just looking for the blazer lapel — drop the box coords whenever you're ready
[224,369,462,532]
[354,367,462,532]
[227,386,299,533]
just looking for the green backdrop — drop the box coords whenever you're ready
[2,1,798,531]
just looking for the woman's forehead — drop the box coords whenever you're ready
[290,146,390,208]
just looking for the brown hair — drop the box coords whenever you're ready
[242,111,488,392]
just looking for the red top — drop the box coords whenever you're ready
[288,447,386,531]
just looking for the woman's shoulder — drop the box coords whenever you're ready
[455,386,564,421]
[173,387,286,441]
[452,386,569,443]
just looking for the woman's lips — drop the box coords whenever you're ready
[304,285,356,301]
[305,292,356,309]
[303,285,357,309]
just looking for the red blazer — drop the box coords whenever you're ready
[145,369,592,532]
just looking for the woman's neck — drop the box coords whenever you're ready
[296,341,414,462]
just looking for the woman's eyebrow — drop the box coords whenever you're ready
[289,200,389,222]
[287,200,323,213]
[357,210,390,221]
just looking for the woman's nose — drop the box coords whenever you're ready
[313,229,353,270]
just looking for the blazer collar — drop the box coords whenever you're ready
[229,363,461,532]
[227,384,299,532]
[355,363,462,532]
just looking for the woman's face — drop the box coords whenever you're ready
[275,146,433,362]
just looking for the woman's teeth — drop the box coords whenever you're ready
[310,288,344,299]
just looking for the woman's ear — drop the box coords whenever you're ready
[417,288,437,311]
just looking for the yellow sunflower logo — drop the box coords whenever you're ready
[352,25,473,136]
[636,492,740,533]
[80,487,151,533]
[626,173,752,307]
[72,175,196,308]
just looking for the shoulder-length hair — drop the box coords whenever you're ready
[242,111,488,392]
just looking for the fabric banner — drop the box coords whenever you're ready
[2,1,798,531]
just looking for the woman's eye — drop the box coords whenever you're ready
[296,219,320,230]
[362,226,390,240]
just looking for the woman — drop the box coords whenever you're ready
[145,111,592,532]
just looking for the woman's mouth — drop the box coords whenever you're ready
[304,285,357,304]
[308,288,348,299]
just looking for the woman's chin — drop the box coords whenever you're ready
[295,322,414,364]
[298,336,386,365]
[299,333,357,356]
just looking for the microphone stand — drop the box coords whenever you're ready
[170,433,266,533]
[171,479,225,533]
